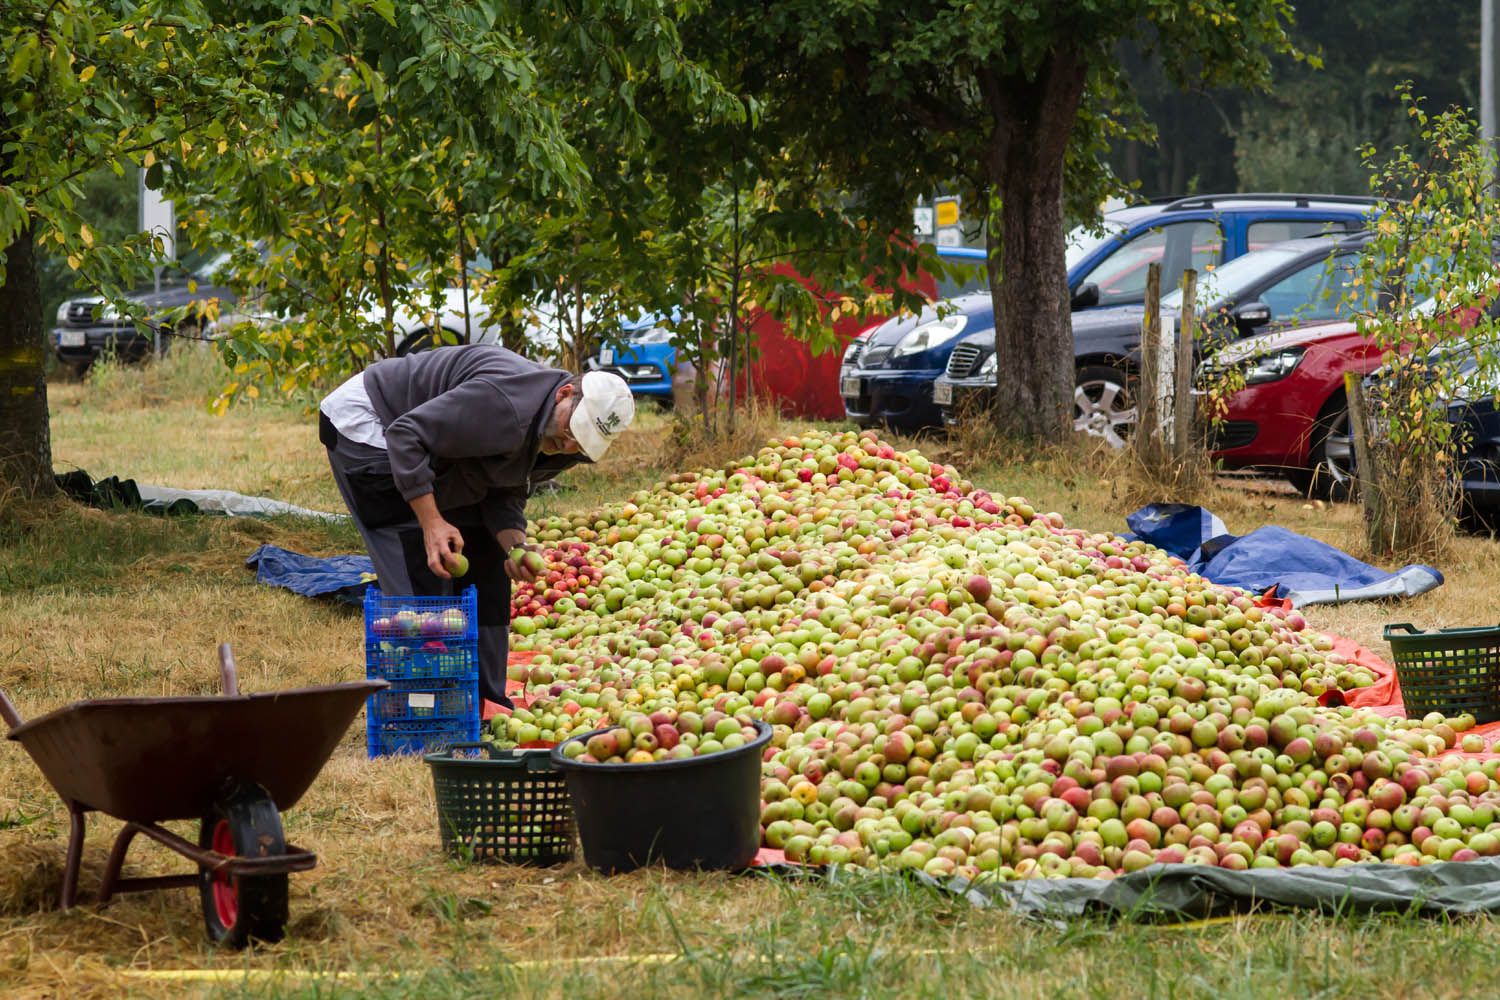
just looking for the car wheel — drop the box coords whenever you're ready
[1074,365,1136,450]
[395,330,434,356]
[1290,399,1355,501]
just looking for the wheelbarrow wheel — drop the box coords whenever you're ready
[197,783,289,948]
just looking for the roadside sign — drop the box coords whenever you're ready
[935,197,960,228]
[139,168,175,262]
[935,229,962,247]
[913,206,935,238]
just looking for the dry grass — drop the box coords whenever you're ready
[6,358,1500,996]
[48,346,341,512]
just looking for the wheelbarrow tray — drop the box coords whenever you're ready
[7,681,384,823]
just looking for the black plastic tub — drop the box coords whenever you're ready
[550,720,771,874]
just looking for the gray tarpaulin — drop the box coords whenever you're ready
[136,484,345,521]
[755,858,1500,920]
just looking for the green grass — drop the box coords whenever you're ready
[163,877,1500,999]
[8,353,1500,998]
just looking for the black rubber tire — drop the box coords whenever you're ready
[395,330,434,356]
[197,783,289,948]
[1288,396,1354,501]
[398,328,465,356]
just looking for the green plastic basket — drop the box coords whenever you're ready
[424,744,575,866]
[1384,623,1500,723]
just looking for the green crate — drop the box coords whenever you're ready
[1384,623,1500,723]
[423,744,575,866]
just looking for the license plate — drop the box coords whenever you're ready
[60,329,86,348]
[933,381,953,406]
[599,347,614,365]
[840,376,862,398]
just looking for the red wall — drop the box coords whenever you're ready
[744,262,939,420]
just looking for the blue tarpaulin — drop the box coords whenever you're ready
[1126,503,1443,607]
[244,544,374,605]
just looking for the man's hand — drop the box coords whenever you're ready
[498,528,539,584]
[423,519,464,580]
[410,493,462,579]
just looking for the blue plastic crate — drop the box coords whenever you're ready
[366,641,477,680]
[367,719,480,757]
[365,586,480,758]
[369,677,479,726]
[364,586,479,645]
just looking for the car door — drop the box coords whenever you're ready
[1245,253,1363,333]
[1075,220,1225,308]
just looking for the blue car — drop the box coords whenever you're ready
[590,245,990,404]
[591,312,676,401]
[844,193,1380,432]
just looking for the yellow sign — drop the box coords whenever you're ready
[935,199,960,227]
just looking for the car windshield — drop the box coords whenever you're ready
[1162,247,1305,310]
[193,251,234,283]
[935,261,987,301]
[1065,223,1122,271]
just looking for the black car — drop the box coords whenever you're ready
[934,232,1375,444]
[51,252,242,374]
[1368,343,1500,527]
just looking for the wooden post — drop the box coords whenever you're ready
[1134,263,1162,466]
[1174,269,1198,462]
[1344,370,1380,532]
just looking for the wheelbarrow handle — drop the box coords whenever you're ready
[0,688,22,730]
[219,643,240,697]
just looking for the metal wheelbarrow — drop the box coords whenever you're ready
[1,645,385,947]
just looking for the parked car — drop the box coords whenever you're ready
[849,193,1379,432]
[1202,321,1383,497]
[377,270,565,363]
[1359,337,1500,526]
[592,245,989,418]
[51,251,245,374]
[589,313,675,402]
[1445,363,1500,527]
[934,231,1379,443]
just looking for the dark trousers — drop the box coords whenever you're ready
[321,414,512,707]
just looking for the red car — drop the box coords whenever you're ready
[1208,320,1380,497]
[1211,298,1498,496]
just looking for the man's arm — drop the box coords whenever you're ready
[411,492,462,580]
[486,490,540,584]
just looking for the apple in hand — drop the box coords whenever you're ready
[509,546,546,576]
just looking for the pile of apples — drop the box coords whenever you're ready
[493,429,1500,880]
[510,541,605,628]
[557,710,765,764]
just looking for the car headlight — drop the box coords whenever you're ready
[978,353,997,377]
[56,301,72,323]
[893,315,968,358]
[1243,347,1306,385]
[843,337,866,364]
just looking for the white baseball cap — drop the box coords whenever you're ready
[569,371,636,460]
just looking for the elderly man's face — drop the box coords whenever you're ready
[540,382,582,455]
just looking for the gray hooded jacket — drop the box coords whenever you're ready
[362,345,584,534]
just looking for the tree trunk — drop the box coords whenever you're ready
[0,221,55,497]
[980,51,1088,443]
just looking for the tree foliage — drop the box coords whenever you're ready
[719,0,1301,441]
[1348,91,1500,557]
